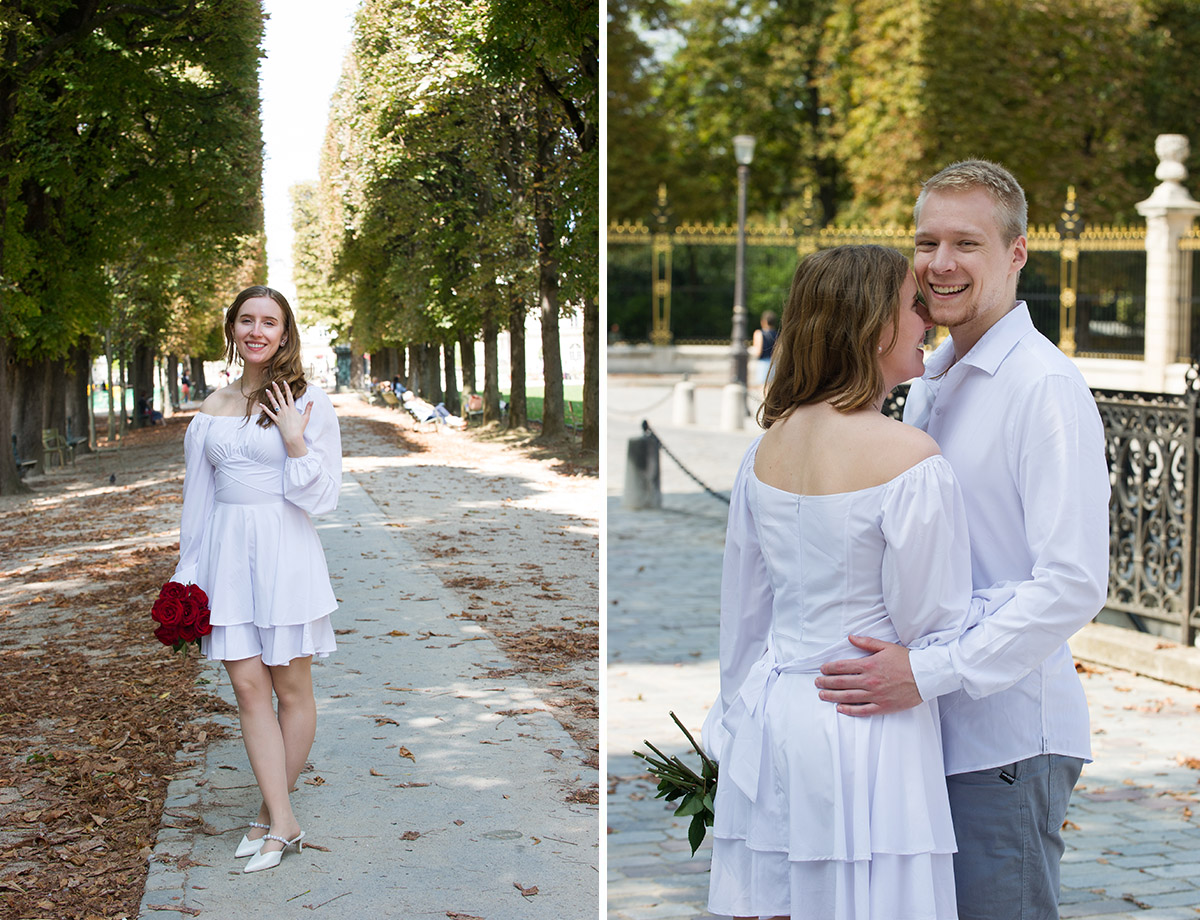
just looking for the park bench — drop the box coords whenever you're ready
[11,435,36,477]
[42,428,74,468]
[65,419,89,455]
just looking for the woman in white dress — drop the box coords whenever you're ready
[171,286,342,874]
[705,245,974,919]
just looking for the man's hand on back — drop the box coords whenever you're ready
[815,635,923,716]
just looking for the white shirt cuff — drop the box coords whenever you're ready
[910,644,960,701]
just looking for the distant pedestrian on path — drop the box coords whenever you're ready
[748,310,778,388]
[815,161,1110,920]
[704,245,981,919]
[171,285,343,874]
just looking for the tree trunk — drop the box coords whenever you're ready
[458,331,476,395]
[482,305,501,422]
[132,341,154,429]
[167,354,179,409]
[67,339,92,452]
[442,339,459,414]
[104,330,116,442]
[0,336,30,495]
[14,359,46,475]
[393,346,405,385]
[534,102,564,439]
[423,343,442,402]
[45,356,67,442]
[507,290,528,429]
[582,294,598,451]
[119,344,131,437]
[350,344,365,389]
[190,356,207,397]
[406,345,420,393]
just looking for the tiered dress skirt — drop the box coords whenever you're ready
[708,659,957,920]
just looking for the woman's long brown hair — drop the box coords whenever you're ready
[223,286,308,429]
[758,245,907,428]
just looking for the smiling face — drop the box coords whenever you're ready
[914,187,1027,355]
[877,272,933,390]
[232,296,287,368]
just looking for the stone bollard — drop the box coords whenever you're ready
[720,382,746,431]
[623,425,662,510]
[672,377,696,426]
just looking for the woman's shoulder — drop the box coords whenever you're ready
[197,386,237,416]
[861,415,943,486]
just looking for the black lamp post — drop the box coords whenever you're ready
[730,134,755,386]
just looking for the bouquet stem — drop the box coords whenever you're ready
[633,711,718,855]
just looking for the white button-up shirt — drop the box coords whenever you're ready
[904,302,1110,775]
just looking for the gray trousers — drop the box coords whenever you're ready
[947,754,1084,920]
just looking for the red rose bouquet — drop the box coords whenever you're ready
[151,581,212,656]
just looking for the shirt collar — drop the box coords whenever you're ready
[922,301,1034,380]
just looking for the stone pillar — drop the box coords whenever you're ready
[623,431,662,510]
[672,377,696,426]
[720,382,746,430]
[1135,135,1200,391]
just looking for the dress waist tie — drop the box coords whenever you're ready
[723,642,867,803]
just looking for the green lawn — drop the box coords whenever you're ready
[500,385,583,425]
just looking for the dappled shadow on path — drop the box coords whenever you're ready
[333,397,600,789]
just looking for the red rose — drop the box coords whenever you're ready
[152,580,210,654]
[153,598,186,626]
[186,584,209,608]
[161,582,188,602]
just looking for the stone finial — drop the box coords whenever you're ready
[1155,134,1189,184]
[1137,134,1200,214]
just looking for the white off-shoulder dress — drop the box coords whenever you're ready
[171,386,342,667]
[704,436,974,920]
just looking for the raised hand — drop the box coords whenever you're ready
[259,380,312,457]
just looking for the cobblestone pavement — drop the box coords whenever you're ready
[606,377,1200,920]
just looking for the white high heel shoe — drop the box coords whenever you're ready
[234,822,270,858]
[243,830,305,873]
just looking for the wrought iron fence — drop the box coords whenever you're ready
[1095,371,1200,645]
[609,188,1147,357]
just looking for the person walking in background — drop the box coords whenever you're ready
[815,161,1110,920]
[705,245,978,919]
[748,310,778,388]
[171,285,343,874]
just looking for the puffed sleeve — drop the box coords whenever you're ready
[701,438,773,760]
[283,386,342,515]
[879,456,975,651]
[171,414,216,586]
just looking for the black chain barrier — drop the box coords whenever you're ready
[641,419,731,506]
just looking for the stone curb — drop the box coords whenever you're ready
[1072,621,1200,690]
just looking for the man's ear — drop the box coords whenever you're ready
[1010,236,1028,274]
